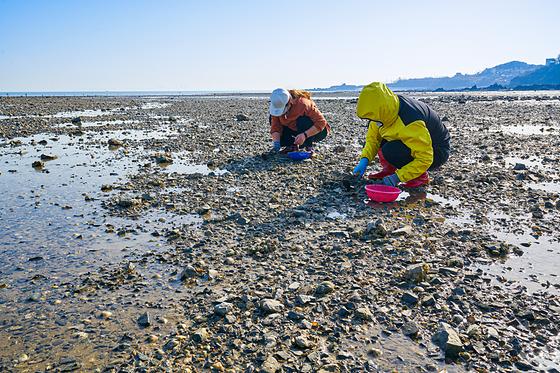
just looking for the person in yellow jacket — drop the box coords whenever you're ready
[353,82,450,188]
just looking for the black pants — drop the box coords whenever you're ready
[381,139,450,170]
[270,116,328,147]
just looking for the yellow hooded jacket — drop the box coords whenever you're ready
[356,82,448,182]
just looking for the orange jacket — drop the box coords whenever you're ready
[270,97,330,135]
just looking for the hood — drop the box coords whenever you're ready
[356,82,399,125]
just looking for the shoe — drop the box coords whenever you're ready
[367,149,396,179]
[280,145,298,154]
[402,172,429,188]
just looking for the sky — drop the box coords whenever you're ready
[0,0,559,92]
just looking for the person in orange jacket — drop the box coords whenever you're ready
[269,88,331,153]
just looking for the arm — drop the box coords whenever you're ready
[395,120,433,182]
[304,103,328,134]
[361,122,382,162]
[270,116,283,140]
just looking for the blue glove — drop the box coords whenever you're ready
[353,158,369,178]
[382,173,400,187]
[272,140,281,152]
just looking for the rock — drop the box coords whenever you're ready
[236,114,250,121]
[260,299,284,314]
[155,154,173,164]
[192,328,209,343]
[108,138,124,147]
[368,348,383,358]
[432,322,463,358]
[100,311,112,319]
[147,335,159,343]
[137,312,151,327]
[180,265,199,280]
[117,197,140,209]
[513,163,527,171]
[260,355,281,373]
[333,145,346,153]
[401,291,419,305]
[355,307,373,321]
[315,281,335,295]
[402,321,419,337]
[32,160,44,168]
[392,225,413,236]
[294,335,312,349]
[71,117,82,124]
[214,302,233,316]
[40,154,57,161]
[404,263,428,283]
[421,295,436,306]
[486,326,499,340]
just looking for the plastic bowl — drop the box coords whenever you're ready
[287,151,311,161]
[365,184,402,202]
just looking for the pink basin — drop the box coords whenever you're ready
[365,184,402,202]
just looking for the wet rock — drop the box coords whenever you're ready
[401,291,419,305]
[137,312,151,327]
[294,335,313,349]
[32,160,44,168]
[261,355,281,373]
[117,197,140,209]
[392,225,413,236]
[315,281,335,295]
[100,311,113,319]
[71,117,82,124]
[180,265,199,279]
[236,114,250,121]
[402,321,419,337]
[513,163,527,171]
[108,138,124,147]
[154,153,173,164]
[432,322,463,358]
[192,328,209,343]
[355,307,373,321]
[260,299,284,314]
[404,263,428,283]
[214,302,233,316]
[40,153,57,161]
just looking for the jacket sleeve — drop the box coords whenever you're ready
[270,116,283,134]
[361,122,382,161]
[304,103,328,131]
[395,120,433,182]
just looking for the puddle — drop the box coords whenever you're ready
[500,124,558,136]
[157,154,227,176]
[527,182,560,193]
[326,211,347,220]
[141,102,171,110]
[54,119,141,128]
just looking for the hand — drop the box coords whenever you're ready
[272,140,281,152]
[353,158,369,178]
[293,133,306,146]
[382,173,400,187]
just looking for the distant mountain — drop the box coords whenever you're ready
[388,61,541,91]
[510,63,560,87]
[309,83,363,92]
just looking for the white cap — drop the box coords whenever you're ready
[269,88,290,116]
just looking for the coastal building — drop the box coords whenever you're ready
[546,58,556,66]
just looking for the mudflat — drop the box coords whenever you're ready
[1,92,559,371]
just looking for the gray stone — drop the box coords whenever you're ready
[260,299,284,314]
[432,322,463,358]
[402,321,419,337]
[355,307,373,321]
[401,291,419,305]
[192,328,209,343]
[404,263,428,283]
[260,355,281,373]
[315,281,335,295]
[137,312,151,327]
[214,302,233,316]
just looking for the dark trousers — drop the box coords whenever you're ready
[381,139,450,171]
[270,116,328,147]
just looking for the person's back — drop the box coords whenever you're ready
[396,94,450,148]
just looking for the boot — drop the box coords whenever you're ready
[402,172,430,188]
[368,149,396,179]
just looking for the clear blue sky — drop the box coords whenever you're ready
[0,0,558,92]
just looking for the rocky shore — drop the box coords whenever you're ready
[0,92,559,372]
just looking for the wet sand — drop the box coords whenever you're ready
[0,92,559,371]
